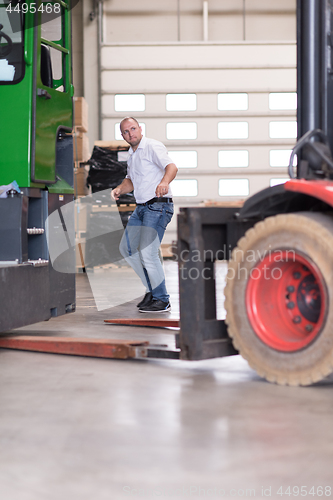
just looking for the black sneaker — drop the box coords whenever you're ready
[139,300,171,313]
[137,292,153,308]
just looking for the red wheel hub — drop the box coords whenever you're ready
[246,250,327,351]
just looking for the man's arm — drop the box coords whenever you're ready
[111,178,134,201]
[155,163,178,197]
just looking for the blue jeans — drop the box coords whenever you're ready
[119,202,174,302]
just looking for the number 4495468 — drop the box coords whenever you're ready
[277,486,331,496]
[6,3,61,14]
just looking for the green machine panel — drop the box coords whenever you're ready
[0,1,74,192]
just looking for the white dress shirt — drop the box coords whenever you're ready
[126,136,175,204]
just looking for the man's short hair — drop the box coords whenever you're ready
[120,117,140,131]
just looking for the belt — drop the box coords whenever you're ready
[137,197,173,206]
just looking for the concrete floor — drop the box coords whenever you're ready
[1,262,333,500]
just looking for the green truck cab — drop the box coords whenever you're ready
[0,1,76,332]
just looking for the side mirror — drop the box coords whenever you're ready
[40,44,53,88]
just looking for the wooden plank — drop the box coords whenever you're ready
[94,140,129,150]
[200,200,245,207]
[91,205,136,213]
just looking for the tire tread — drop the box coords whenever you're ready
[225,212,333,386]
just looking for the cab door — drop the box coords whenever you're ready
[33,0,73,184]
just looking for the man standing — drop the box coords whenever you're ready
[111,117,178,313]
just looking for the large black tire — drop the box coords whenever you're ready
[225,212,333,386]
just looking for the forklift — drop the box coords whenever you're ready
[178,0,333,386]
[0,0,75,331]
[2,0,333,387]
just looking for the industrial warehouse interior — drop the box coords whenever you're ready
[1,1,333,499]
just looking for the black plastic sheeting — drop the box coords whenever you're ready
[86,146,136,205]
[85,148,135,240]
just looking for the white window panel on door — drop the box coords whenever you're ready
[269,121,297,139]
[170,179,198,197]
[114,94,145,112]
[41,10,62,41]
[115,122,146,140]
[269,93,297,110]
[218,93,248,111]
[270,178,290,187]
[219,179,249,197]
[218,150,249,168]
[270,149,296,167]
[166,123,197,140]
[218,122,249,140]
[49,47,62,82]
[168,151,197,168]
[166,94,197,111]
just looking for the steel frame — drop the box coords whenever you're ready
[177,207,248,361]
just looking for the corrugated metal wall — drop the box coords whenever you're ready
[83,0,297,243]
